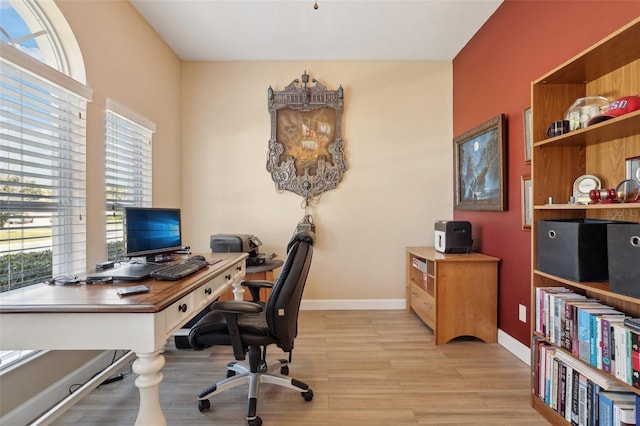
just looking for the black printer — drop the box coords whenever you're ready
[210,234,276,266]
[434,220,473,254]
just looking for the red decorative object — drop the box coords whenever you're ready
[589,188,618,204]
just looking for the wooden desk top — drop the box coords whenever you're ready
[0,252,247,314]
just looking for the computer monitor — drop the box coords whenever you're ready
[124,207,182,260]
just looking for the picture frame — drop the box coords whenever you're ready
[627,155,640,183]
[267,71,347,200]
[523,107,532,164]
[521,175,532,230]
[454,114,507,211]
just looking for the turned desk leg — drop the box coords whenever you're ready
[232,279,244,301]
[133,351,166,426]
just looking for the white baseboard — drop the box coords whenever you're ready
[498,328,530,365]
[300,299,405,310]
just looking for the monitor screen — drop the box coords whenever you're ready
[124,207,182,258]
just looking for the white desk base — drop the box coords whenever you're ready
[0,253,247,426]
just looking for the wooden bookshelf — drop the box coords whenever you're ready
[530,17,640,425]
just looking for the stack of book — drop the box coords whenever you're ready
[533,338,637,425]
[534,286,640,425]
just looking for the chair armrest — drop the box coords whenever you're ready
[241,280,274,303]
[242,280,274,289]
[210,300,263,314]
[206,300,263,360]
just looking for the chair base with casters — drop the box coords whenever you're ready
[196,346,313,425]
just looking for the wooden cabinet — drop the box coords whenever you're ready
[530,18,640,425]
[405,247,499,345]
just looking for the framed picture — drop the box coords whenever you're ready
[267,71,347,200]
[521,175,532,230]
[627,156,640,183]
[523,107,532,164]
[454,114,507,211]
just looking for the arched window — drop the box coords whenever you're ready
[1,0,85,81]
[0,0,91,370]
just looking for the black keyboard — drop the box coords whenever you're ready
[150,258,209,280]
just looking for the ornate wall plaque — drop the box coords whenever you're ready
[267,71,346,200]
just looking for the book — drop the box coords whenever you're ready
[552,349,627,392]
[578,373,588,426]
[570,367,580,425]
[599,391,635,426]
[631,329,640,389]
[599,391,636,426]
[602,316,627,374]
[613,322,631,383]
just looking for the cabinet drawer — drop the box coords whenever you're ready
[164,293,196,333]
[410,283,435,328]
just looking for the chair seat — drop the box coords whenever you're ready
[189,310,276,350]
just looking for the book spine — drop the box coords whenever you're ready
[632,330,640,389]
[602,317,612,374]
[578,374,587,426]
[590,313,599,367]
[578,309,591,364]
[571,368,580,425]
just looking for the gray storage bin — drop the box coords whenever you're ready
[608,223,640,298]
[536,219,615,281]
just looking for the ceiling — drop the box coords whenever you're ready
[129,0,503,61]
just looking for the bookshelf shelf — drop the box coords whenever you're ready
[530,17,640,425]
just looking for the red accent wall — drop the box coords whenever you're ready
[453,2,640,346]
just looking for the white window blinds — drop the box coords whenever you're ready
[0,53,90,292]
[105,102,154,261]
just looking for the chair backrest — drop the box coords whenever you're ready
[264,231,314,352]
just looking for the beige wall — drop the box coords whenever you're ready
[181,61,453,301]
[56,0,183,267]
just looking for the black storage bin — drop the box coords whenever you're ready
[537,219,616,282]
[608,223,640,298]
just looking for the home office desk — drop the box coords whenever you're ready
[0,252,247,426]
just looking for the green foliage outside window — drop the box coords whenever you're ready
[0,250,52,293]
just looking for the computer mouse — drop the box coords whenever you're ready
[191,255,206,262]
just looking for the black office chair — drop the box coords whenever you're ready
[188,231,315,426]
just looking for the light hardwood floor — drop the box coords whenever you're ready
[53,310,548,425]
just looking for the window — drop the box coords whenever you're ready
[0,50,91,293]
[0,0,90,369]
[105,101,154,261]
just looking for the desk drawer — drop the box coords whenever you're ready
[410,283,435,329]
[230,261,245,281]
[196,272,229,310]
[165,293,196,333]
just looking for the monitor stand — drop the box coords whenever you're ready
[151,254,174,263]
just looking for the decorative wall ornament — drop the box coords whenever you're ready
[267,71,346,201]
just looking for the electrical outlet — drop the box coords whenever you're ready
[519,304,527,323]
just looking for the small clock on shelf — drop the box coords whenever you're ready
[573,175,601,204]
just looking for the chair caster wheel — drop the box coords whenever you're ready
[198,399,210,412]
[280,365,289,375]
[302,389,314,401]
[248,416,262,426]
